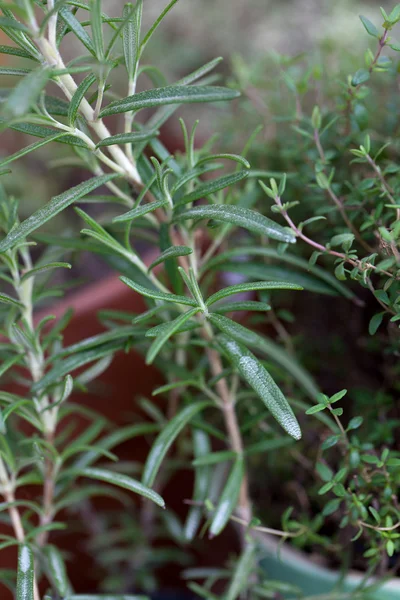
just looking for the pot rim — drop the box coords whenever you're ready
[257,531,400,592]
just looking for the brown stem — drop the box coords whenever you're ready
[204,334,252,539]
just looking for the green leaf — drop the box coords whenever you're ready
[44,545,70,597]
[2,68,50,118]
[347,416,363,431]
[140,0,178,53]
[68,73,97,125]
[214,328,301,440]
[59,6,95,55]
[213,300,271,313]
[123,1,140,78]
[100,85,240,117]
[184,428,212,541]
[175,171,249,206]
[20,262,71,283]
[206,280,302,306]
[16,545,34,600]
[0,292,24,309]
[31,339,124,394]
[359,15,379,38]
[209,313,319,401]
[146,307,200,364]
[120,276,198,306]
[0,45,38,60]
[173,204,296,244]
[352,69,370,86]
[192,450,237,466]
[225,542,256,600]
[369,312,384,335]
[148,246,193,271]
[389,4,400,23]
[0,67,30,77]
[205,246,357,302]
[209,456,244,537]
[0,132,68,168]
[0,174,117,253]
[70,467,164,507]
[7,122,88,147]
[113,198,167,223]
[95,128,158,148]
[215,262,334,295]
[142,401,212,487]
[91,0,103,59]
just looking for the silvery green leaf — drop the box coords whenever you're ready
[100,85,240,117]
[173,204,296,244]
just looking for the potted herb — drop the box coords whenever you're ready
[0,2,399,600]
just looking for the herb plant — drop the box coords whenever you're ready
[0,2,400,600]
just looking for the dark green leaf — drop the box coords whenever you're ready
[146,307,200,364]
[95,128,158,148]
[68,73,96,125]
[369,312,384,335]
[175,171,249,206]
[226,542,256,600]
[44,545,70,597]
[173,205,296,244]
[59,6,95,55]
[100,85,240,117]
[113,198,167,223]
[123,1,140,77]
[120,276,197,306]
[0,174,117,253]
[184,428,212,541]
[0,292,24,309]
[148,246,193,271]
[142,401,212,487]
[206,280,302,306]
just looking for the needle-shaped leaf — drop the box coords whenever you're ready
[59,6,95,55]
[208,312,319,401]
[209,456,244,537]
[2,68,50,118]
[212,300,271,313]
[146,307,200,364]
[173,204,296,244]
[142,401,212,487]
[113,198,167,223]
[68,73,97,125]
[120,276,198,306]
[31,339,124,394]
[0,67,31,76]
[8,122,88,147]
[100,85,240,117]
[16,544,34,600]
[140,0,178,53]
[0,292,24,309]
[0,133,68,168]
[148,246,193,271]
[71,467,165,508]
[206,280,302,306]
[0,174,118,253]
[0,45,38,60]
[90,0,103,59]
[20,262,71,283]
[174,171,249,206]
[225,542,256,600]
[44,545,70,598]
[96,128,158,148]
[123,1,141,78]
[215,330,301,440]
[184,428,212,541]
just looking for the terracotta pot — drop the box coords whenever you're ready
[1,274,237,598]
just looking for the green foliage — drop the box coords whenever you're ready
[0,2,399,599]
